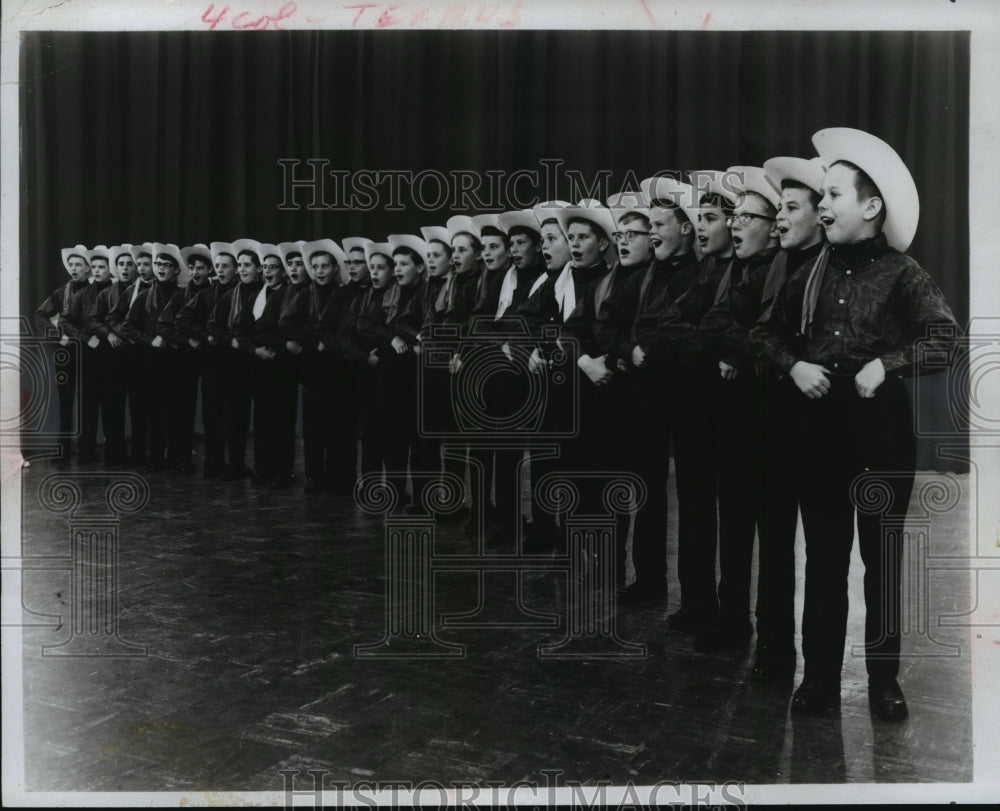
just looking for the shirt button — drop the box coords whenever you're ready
[834,362,839,368]
[846,270,852,276]
[834,330,841,336]
[838,298,845,304]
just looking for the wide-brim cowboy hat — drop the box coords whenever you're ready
[763,156,826,197]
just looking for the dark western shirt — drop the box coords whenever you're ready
[751,234,958,377]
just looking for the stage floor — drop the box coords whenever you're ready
[13,445,973,792]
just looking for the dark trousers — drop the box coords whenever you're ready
[358,362,384,476]
[755,373,801,654]
[273,356,299,479]
[381,352,419,501]
[714,373,759,629]
[251,356,278,477]
[330,360,359,490]
[169,348,201,467]
[125,345,152,464]
[201,345,228,468]
[301,353,334,482]
[146,349,175,466]
[102,345,128,464]
[796,377,915,688]
[78,343,108,460]
[54,341,78,460]
[671,369,720,616]
[630,367,671,590]
[225,349,254,470]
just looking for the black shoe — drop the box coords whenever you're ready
[304,478,321,494]
[617,582,668,606]
[666,606,718,633]
[869,677,909,720]
[694,623,753,653]
[791,679,841,716]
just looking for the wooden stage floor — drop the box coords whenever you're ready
[13,446,973,793]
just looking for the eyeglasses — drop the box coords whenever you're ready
[726,213,776,228]
[612,229,651,244]
[153,261,177,269]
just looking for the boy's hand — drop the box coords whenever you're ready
[151,335,164,349]
[108,333,123,349]
[528,347,545,374]
[632,345,646,368]
[579,354,613,385]
[790,360,831,398]
[719,360,738,380]
[188,337,202,350]
[87,335,100,349]
[855,358,885,399]
[286,339,303,355]
[391,336,408,354]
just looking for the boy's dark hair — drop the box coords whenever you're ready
[832,160,888,228]
[155,252,178,266]
[698,192,735,215]
[538,216,561,228]
[567,216,609,243]
[507,224,541,243]
[236,250,261,267]
[66,254,87,264]
[392,246,426,267]
[479,224,510,248]
[780,179,822,209]
[216,253,237,266]
[188,253,212,267]
[284,251,302,261]
[309,251,335,266]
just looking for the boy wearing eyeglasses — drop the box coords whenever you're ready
[696,167,780,653]
[560,196,652,588]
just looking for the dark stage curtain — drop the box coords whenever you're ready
[20,30,969,468]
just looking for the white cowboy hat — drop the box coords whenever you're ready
[471,213,506,236]
[553,199,617,241]
[420,225,452,247]
[497,210,541,237]
[531,200,573,231]
[639,176,700,227]
[387,234,429,263]
[180,244,213,269]
[725,165,782,210]
[763,156,826,196]
[446,215,481,242]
